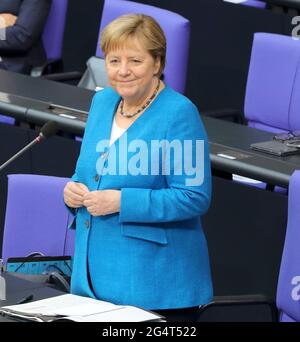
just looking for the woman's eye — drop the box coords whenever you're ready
[132,60,141,63]
[109,60,118,64]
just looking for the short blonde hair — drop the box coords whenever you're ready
[100,14,166,78]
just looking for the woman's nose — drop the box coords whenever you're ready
[118,62,130,76]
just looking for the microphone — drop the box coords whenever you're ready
[0,121,59,172]
[39,121,59,140]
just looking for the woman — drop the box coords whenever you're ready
[64,14,212,322]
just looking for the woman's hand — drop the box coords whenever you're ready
[83,190,121,216]
[64,181,89,208]
[0,13,18,28]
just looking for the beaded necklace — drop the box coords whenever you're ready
[119,79,161,118]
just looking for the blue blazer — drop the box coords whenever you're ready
[0,0,51,73]
[70,86,213,310]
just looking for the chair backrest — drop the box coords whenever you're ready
[241,1,266,9]
[244,33,300,133]
[276,170,300,322]
[95,0,190,94]
[2,174,75,264]
[42,0,68,61]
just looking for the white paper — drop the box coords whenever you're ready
[2,294,118,316]
[0,294,162,322]
[58,307,162,322]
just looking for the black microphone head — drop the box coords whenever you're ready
[40,121,59,139]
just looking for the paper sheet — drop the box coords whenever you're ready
[0,294,162,322]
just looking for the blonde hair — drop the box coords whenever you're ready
[100,14,166,77]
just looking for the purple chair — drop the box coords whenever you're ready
[245,33,300,133]
[198,172,300,321]
[276,171,300,322]
[241,1,266,9]
[31,0,69,77]
[208,32,300,134]
[2,174,75,265]
[95,0,190,94]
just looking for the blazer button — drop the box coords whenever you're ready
[94,174,100,182]
[85,220,90,229]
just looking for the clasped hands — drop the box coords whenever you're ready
[64,181,120,216]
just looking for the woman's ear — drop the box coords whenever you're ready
[153,57,161,76]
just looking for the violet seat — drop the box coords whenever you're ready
[1,174,75,264]
[31,0,69,76]
[276,171,300,322]
[42,0,68,64]
[94,0,190,94]
[245,33,300,133]
[197,171,300,321]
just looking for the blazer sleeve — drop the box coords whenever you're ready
[64,92,99,229]
[119,101,212,224]
[0,0,51,53]
[70,92,98,184]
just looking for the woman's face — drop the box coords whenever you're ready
[105,37,161,103]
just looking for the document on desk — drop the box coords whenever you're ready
[0,294,162,322]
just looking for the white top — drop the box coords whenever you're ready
[109,116,126,146]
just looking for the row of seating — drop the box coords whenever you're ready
[3,0,299,137]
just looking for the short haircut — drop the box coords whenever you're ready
[100,14,166,77]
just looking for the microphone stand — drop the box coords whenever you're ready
[0,135,43,172]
